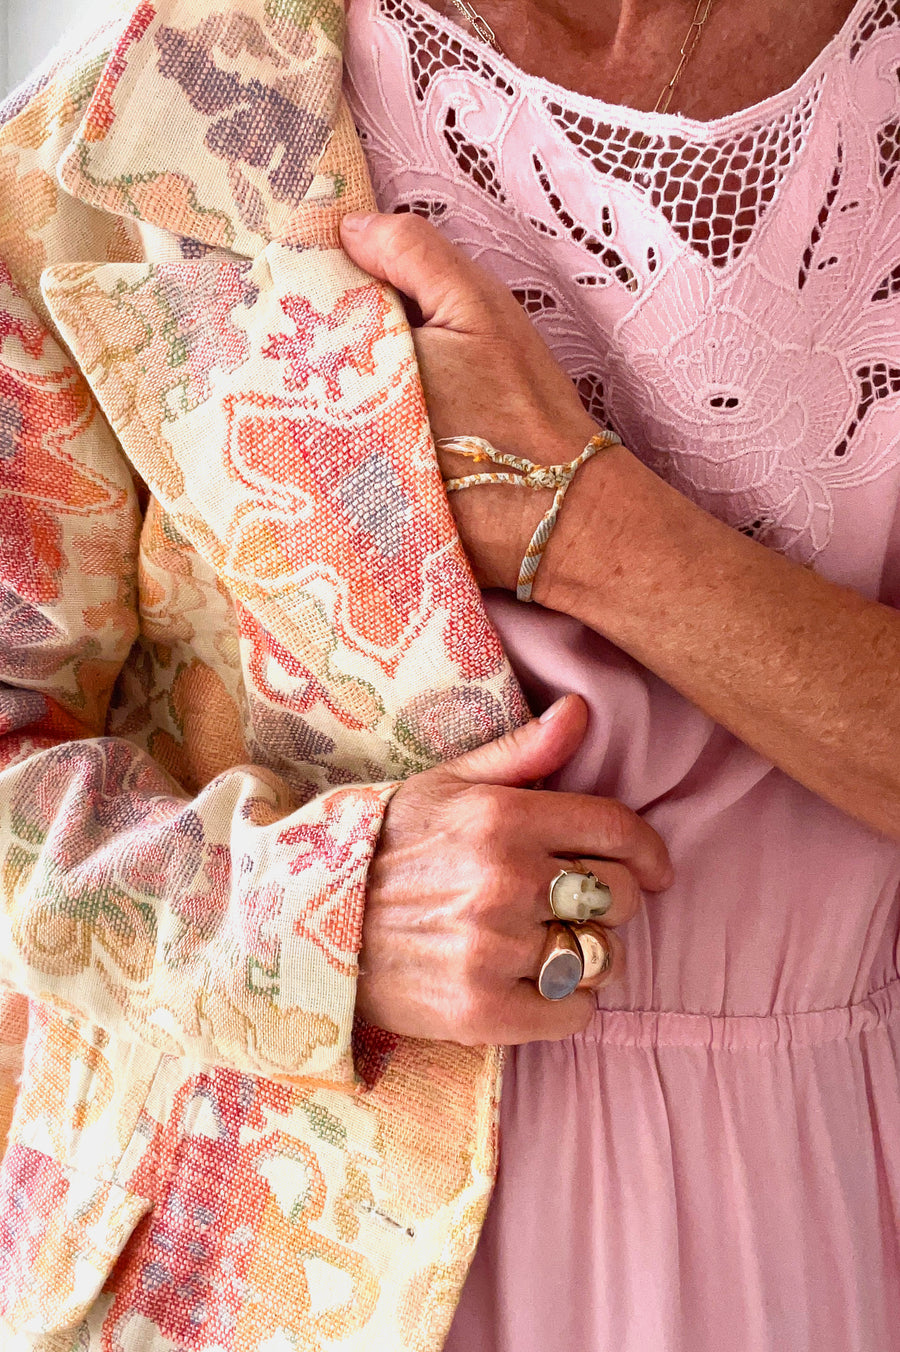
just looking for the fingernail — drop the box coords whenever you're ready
[539,695,569,723]
[341,212,375,232]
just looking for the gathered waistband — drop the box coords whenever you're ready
[581,978,900,1050]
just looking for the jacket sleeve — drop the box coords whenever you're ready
[0,19,520,1087]
[0,226,398,1088]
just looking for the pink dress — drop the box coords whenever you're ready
[344,2,900,1347]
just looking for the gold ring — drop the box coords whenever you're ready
[549,868,613,923]
[574,925,613,982]
[537,923,584,1000]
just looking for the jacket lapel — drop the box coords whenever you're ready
[44,0,525,773]
[37,10,518,1315]
[58,0,346,257]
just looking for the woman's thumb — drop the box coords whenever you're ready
[340,210,493,330]
[443,695,588,788]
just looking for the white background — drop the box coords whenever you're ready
[1,0,113,100]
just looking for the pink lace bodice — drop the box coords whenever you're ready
[345,0,900,591]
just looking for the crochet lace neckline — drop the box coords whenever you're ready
[346,0,900,572]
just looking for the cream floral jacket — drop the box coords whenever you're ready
[0,1,528,1346]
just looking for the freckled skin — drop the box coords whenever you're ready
[398,0,857,121]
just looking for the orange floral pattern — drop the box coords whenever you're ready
[0,1,521,1348]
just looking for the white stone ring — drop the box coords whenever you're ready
[549,868,614,923]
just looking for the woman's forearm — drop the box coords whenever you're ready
[536,445,900,840]
[337,211,900,839]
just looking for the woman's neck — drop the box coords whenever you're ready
[421,0,858,119]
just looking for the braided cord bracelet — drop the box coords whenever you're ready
[439,430,621,601]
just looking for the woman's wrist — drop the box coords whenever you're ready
[531,440,644,621]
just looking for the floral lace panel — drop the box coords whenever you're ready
[531,152,639,292]
[574,374,609,428]
[349,0,900,566]
[833,364,900,458]
[393,197,449,224]
[542,84,823,268]
[381,0,514,99]
[799,142,843,289]
[511,286,558,317]
[877,67,900,187]
[371,0,896,272]
[850,0,900,57]
[443,107,507,201]
[872,262,900,301]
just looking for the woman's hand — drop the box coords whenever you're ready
[358,695,673,1044]
[340,210,601,590]
[341,211,900,841]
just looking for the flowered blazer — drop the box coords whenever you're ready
[0,1,530,1346]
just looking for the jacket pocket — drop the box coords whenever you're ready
[0,1143,151,1335]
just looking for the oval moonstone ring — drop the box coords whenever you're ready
[538,923,584,1000]
[549,868,613,923]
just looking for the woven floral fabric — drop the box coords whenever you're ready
[0,1,525,1346]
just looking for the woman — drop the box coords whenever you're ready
[339,0,900,1344]
[0,0,897,1348]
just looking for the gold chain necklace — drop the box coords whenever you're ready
[448,0,502,49]
[446,0,717,115]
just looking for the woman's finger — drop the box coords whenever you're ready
[510,787,673,892]
[494,981,596,1045]
[576,924,624,989]
[339,210,505,332]
[494,923,623,1042]
[543,858,643,927]
[440,693,589,789]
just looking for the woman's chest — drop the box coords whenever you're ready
[408,0,859,121]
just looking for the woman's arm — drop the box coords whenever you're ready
[538,444,900,840]
[341,211,900,841]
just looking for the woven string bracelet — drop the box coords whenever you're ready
[439,429,621,602]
